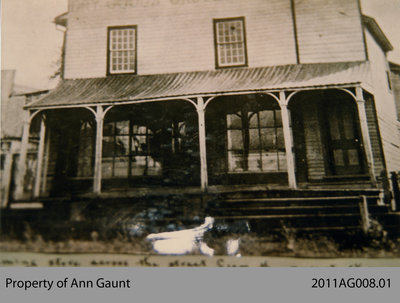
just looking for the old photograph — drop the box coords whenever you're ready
[1,0,400,266]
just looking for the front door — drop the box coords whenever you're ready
[325,100,365,176]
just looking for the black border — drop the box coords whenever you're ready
[213,17,248,69]
[106,25,138,76]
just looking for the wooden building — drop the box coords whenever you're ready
[1,70,48,207]
[9,0,400,228]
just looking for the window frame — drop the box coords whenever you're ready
[226,108,286,173]
[213,17,248,69]
[107,25,138,76]
[102,119,162,178]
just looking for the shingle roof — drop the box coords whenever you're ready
[27,61,371,109]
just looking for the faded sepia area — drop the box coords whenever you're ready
[1,0,400,265]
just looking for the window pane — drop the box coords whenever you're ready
[228,151,244,172]
[102,136,115,157]
[227,114,242,129]
[109,27,136,73]
[277,151,287,171]
[77,123,94,177]
[259,110,275,127]
[260,128,276,149]
[102,157,113,178]
[275,110,282,126]
[103,122,115,136]
[227,129,243,150]
[137,126,148,134]
[131,156,147,176]
[261,152,279,171]
[249,129,260,149]
[343,111,355,140]
[276,128,284,150]
[116,120,129,135]
[147,158,163,176]
[113,156,129,177]
[248,112,259,128]
[247,152,262,172]
[132,135,148,155]
[215,19,245,67]
[115,136,129,155]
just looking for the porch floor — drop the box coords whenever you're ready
[71,181,378,200]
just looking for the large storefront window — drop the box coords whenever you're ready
[77,121,95,177]
[226,109,286,173]
[102,120,162,178]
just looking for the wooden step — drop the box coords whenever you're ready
[218,189,381,200]
[210,204,390,217]
[222,195,379,203]
[214,213,363,228]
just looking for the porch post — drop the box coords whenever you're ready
[196,97,208,191]
[14,111,31,200]
[93,106,104,195]
[279,91,297,189]
[1,142,17,208]
[355,87,376,185]
[41,129,51,194]
[33,117,46,198]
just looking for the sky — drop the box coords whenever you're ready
[1,0,400,90]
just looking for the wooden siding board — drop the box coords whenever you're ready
[365,96,386,177]
[295,0,366,63]
[364,30,400,172]
[389,69,400,120]
[64,0,297,79]
[302,102,325,180]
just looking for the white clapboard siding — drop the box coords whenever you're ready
[364,29,400,172]
[295,0,366,63]
[64,0,299,79]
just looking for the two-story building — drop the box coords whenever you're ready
[12,0,400,222]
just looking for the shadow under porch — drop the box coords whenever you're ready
[40,89,387,197]
[44,101,202,197]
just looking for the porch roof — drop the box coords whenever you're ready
[27,61,370,109]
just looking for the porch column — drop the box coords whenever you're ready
[1,141,17,208]
[196,97,208,191]
[355,87,377,185]
[33,117,46,198]
[279,91,297,189]
[93,106,104,195]
[41,129,51,195]
[14,111,31,200]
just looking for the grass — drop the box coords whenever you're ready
[1,221,400,258]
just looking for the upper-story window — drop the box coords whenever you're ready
[108,26,137,75]
[214,17,247,68]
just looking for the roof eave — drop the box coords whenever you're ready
[389,61,400,73]
[54,12,68,27]
[362,15,393,53]
[13,90,49,97]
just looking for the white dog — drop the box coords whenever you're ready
[147,217,215,256]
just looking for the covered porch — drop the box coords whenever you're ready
[12,61,386,202]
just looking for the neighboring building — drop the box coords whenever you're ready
[12,1,400,221]
[1,70,48,206]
